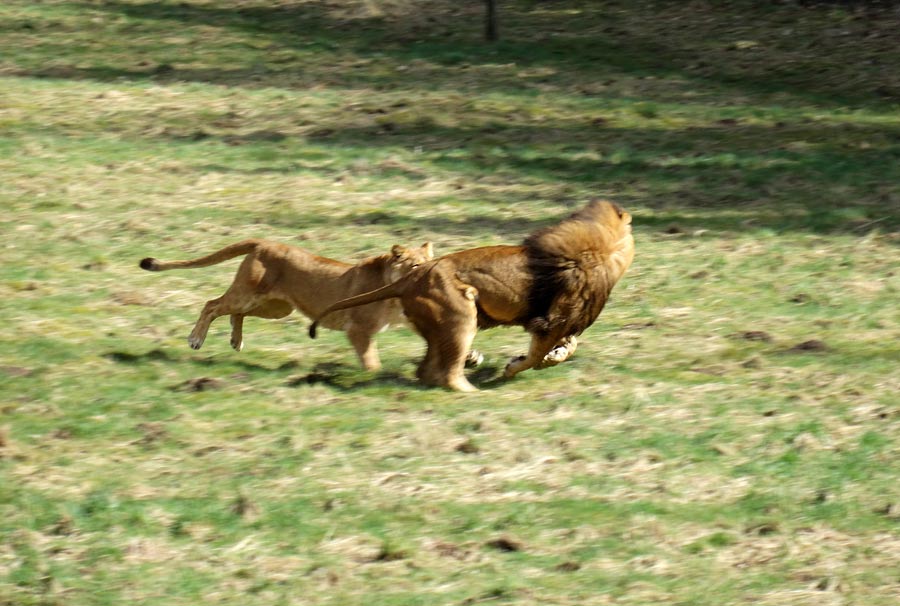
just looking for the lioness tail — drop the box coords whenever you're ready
[139,239,262,272]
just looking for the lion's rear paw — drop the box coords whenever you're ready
[503,355,527,378]
[465,349,484,368]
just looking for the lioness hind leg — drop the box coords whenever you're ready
[188,288,264,350]
[189,298,226,350]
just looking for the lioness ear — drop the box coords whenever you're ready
[422,242,434,259]
[391,244,405,257]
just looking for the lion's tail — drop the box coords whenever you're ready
[139,239,262,272]
[308,274,412,339]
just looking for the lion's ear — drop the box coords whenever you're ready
[422,242,434,259]
[391,244,405,257]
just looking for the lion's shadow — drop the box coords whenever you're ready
[104,348,510,392]
[287,361,509,392]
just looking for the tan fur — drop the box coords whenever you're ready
[309,200,634,390]
[140,239,433,370]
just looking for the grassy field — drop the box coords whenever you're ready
[1,1,898,604]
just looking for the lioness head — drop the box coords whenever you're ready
[388,242,433,281]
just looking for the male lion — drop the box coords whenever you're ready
[309,200,634,391]
[139,239,433,370]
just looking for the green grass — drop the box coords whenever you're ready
[2,1,899,604]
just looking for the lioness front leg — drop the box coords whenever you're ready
[235,300,292,352]
[189,298,225,350]
[230,314,244,351]
[189,289,269,350]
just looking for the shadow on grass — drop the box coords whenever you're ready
[7,2,898,236]
[466,362,510,390]
[103,348,301,374]
[67,1,900,105]
[102,350,506,392]
[105,116,896,235]
[285,360,509,392]
[11,110,897,236]
[286,361,418,391]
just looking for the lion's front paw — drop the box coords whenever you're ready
[539,346,569,368]
[536,336,578,369]
[188,335,204,350]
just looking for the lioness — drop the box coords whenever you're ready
[309,200,635,391]
[140,239,433,370]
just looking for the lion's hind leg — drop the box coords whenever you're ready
[536,335,578,369]
[414,317,478,392]
[418,330,478,392]
[442,283,480,391]
[412,279,479,392]
[464,349,484,368]
[503,330,571,379]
